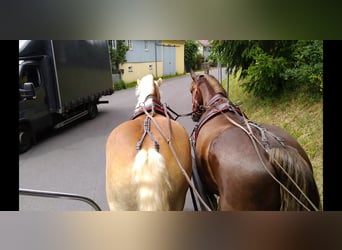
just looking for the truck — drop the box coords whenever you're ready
[19,40,114,153]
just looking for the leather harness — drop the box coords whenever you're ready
[192,94,285,151]
[131,98,175,152]
[193,94,247,143]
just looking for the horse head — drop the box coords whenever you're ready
[135,74,162,109]
[190,70,207,122]
[190,70,229,122]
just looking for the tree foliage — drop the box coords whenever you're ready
[184,40,199,72]
[283,40,323,95]
[210,40,323,98]
[109,40,129,74]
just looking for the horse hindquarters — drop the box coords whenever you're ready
[204,127,283,210]
[106,119,172,211]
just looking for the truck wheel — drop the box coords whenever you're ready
[88,103,98,119]
[19,124,33,153]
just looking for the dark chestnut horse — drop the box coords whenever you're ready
[189,71,321,211]
[106,74,192,211]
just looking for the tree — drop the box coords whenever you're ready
[210,40,322,98]
[283,40,323,95]
[109,40,129,75]
[210,40,254,77]
[184,40,199,72]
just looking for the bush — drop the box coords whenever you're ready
[242,47,287,98]
[114,80,126,90]
[283,40,323,95]
[210,40,323,99]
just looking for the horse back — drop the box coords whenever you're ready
[106,114,191,168]
[261,124,313,168]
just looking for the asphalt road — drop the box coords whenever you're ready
[19,68,226,211]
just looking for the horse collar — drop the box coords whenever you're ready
[193,99,247,143]
[206,93,226,107]
[144,94,159,103]
[131,100,175,120]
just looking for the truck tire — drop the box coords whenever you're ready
[19,124,33,153]
[87,103,98,119]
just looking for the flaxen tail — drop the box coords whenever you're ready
[132,148,172,211]
[269,146,321,211]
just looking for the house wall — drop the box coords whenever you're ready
[119,40,185,83]
[125,40,162,62]
[120,61,163,83]
[163,40,185,74]
[120,40,163,83]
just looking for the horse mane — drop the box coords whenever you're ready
[203,74,228,97]
[135,74,162,108]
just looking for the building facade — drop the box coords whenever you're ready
[110,40,185,83]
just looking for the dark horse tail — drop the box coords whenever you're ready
[268,146,321,211]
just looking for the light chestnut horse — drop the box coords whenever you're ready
[189,71,321,211]
[106,74,192,211]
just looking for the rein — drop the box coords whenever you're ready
[165,105,194,121]
[135,96,212,211]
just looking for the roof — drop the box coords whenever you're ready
[198,40,210,47]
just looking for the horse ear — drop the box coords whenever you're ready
[155,78,162,86]
[190,69,197,81]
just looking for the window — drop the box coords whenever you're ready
[149,65,153,71]
[127,40,133,50]
[109,40,117,50]
[128,66,133,72]
[20,65,41,88]
[144,40,149,51]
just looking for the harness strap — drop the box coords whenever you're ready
[248,121,287,152]
[134,99,169,152]
[132,96,212,210]
[140,103,212,211]
[248,121,270,151]
[194,100,247,143]
[132,102,175,120]
[136,116,160,152]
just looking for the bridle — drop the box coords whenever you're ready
[191,75,207,122]
[191,74,229,122]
